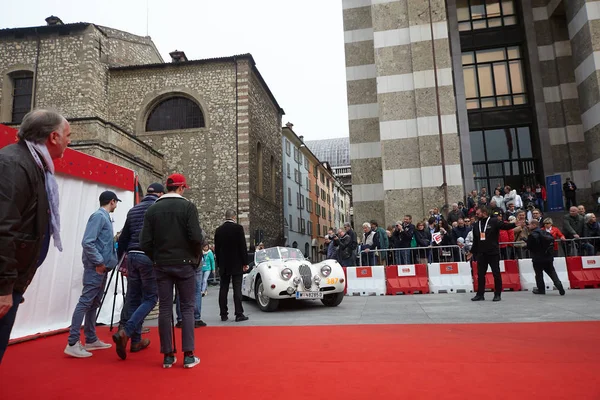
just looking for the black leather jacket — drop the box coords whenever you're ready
[0,141,50,295]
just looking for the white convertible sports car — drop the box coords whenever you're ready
[241,247,346,312]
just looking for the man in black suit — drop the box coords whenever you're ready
[214,209,249,322]
[471,206,517,302]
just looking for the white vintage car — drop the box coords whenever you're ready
[241,246,346,312]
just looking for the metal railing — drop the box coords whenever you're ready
[357,245,465,266]
[497,237,600,260]
[349,237,600,266]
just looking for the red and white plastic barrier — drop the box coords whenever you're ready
[345,266,386,296]
[428,262,474,294]
[385,264,429,295]
[472,259,521,292]
[566,256,600,289]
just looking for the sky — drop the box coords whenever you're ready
[1,0,350,141]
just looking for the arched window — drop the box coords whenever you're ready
[146,96,205,132]
[10,71,34,123]
[270,156,276,202]
[257,142,264,196]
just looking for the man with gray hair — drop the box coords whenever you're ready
[214,209,249,322]
[0,109,70,363]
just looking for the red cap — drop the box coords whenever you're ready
[166,173,189,188]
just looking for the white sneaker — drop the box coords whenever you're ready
[85,339,112,351]
[64,341,92,358]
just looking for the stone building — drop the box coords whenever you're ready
[0,17,284,245]
[342,0,600,227]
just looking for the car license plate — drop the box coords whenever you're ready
[295,291,323,299]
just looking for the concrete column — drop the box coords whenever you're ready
[342,0,385,226]
[565,0,600,195]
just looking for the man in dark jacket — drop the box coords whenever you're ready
[214,209,249,322]
[524,220,565,295]
[563,206,585,255]
[563,178,577,208]
[112,183,164,360]
[471,206,516,302]
[0,109,70,363]
[393,216,415,265]
[140,173,203,369]
[583,213,600,255]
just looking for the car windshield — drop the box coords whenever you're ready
[254,247,305,263]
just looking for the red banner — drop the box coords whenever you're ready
[356,266,373,278]
[440,263,459,275]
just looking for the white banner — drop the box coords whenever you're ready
[397,265,416,277]
[581,256,600,269]
[11,174,134,340]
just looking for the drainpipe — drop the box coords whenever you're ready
[234,56,239,219]
[33,28,41,107]
[428,0,449,206]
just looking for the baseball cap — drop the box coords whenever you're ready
[166,173,189,188]
[99,190,122,204]
[147,182,165,194]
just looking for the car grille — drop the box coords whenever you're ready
[299,264,312,289]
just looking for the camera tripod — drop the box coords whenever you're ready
[96,257,127,332]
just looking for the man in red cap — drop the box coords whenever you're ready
[140,173,203,369]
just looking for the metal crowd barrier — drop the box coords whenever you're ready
[352,237,600,266]
[358,245,465,266]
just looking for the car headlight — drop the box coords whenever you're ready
[321,265,332,277]
[293,276,301,286]
[281,268,293,281]
[314,275,321,283]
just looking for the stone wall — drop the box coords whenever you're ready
[0,23,166,186]
[248,69,284,248]
[108,62,240,240]
[69,119,164,187]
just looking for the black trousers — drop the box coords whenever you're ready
[533,261,563,293]
[155,265,195,354]
[476,253,502,296]
[219,273,244,317]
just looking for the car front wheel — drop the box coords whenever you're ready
[255,277,279,312]
[321,292,344,307]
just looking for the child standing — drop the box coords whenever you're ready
[201,243,215,296]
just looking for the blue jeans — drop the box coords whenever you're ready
[0,291,24,363]
[176,268,202,322]
[394,249,412,265]
[535,198,545,212]
[68,267,108,346]
[123,253,158,344]
[200,270,211,293]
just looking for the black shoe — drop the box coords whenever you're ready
[559,287,566,296]
[533,288,545,295]
[471,295,485,301]
[221,316,228,322]
[235,315,249,322]
[194,320,207,328]
[492,294,501,302]
[175,321,182,328]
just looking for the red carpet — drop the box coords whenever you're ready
[2,322,600,399]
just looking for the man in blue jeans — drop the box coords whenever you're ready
[112,183,164,360]
[175,265,207,328]
[64,191,120,358]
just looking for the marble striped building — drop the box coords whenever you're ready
[342,0,600,226]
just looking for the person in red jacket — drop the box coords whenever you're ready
[535,183,546,212]
[499,216,516,260]
[542,218,565,256]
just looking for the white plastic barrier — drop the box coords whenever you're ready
[346,266,386,296]
[428,262,474,294]
[518,258,571,291]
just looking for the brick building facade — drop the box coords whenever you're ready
[0,17,284,245]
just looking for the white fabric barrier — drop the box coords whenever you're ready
[11,174,133,340]
[518,258,570,291]
[428,262,474,294]
[346,266,386,296]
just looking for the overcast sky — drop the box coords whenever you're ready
[1,0,349,141]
